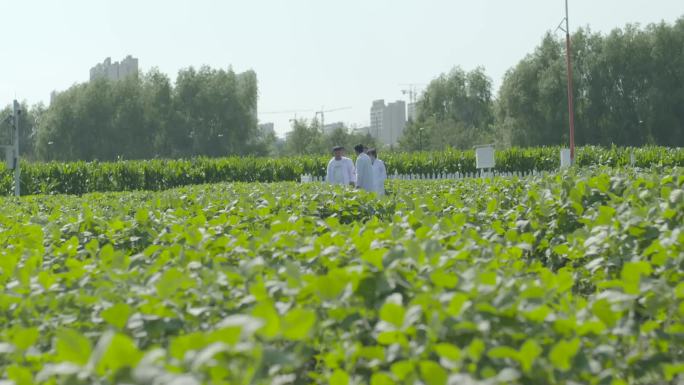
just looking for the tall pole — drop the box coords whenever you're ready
[564,0,576,164]
[12,100,20,196]
[419,128,423,152]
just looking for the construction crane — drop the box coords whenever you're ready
[400,84,426,123]
[260,109,315,126]
[314,106,351,131]
[261,109,314,115]
[399,83,426,104]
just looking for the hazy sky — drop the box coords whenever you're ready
[1,0,682,137]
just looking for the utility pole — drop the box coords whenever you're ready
[559,0,576,164]
[315,109,325,131]
[2,100,22,196]
[419,127,424,152]
[12,100,20,196]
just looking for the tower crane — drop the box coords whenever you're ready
[261,109,314,127]
[261,109,314,115]
[400,84,425,122]
[314,106,352,131]
[399,83,425,104]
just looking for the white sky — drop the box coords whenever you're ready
[1,0,682,137]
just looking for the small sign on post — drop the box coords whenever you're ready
[560,148,571,168]
[475,145,495,176]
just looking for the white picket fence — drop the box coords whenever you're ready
[300,169,541,183]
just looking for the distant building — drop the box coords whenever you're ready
[370,100,385,140]
[384,101,406,145]
[259,123,275,136]
[369,99,406,146]
[323,122,345,135]
[90,55,139,81]
[119,55,139,79]
[356,126,372,136]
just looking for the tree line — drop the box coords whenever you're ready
[2,17,683,161]
[2,67,377,161]
[403,17,684,150]
[281,119,378,157]
[2,67,265,162]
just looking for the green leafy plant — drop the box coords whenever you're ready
[0,166,682,384]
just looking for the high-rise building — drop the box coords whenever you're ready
[90,55,139,81]
[384,100,406,145]
[369,99,406,146]
[118,55,139,79]
[370,100,385,140]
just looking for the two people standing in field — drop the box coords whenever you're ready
[325,144,386,195]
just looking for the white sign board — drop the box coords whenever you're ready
[560,148,571,168]
[475,146,495,169]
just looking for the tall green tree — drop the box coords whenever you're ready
[284,119,323,156]
[497,34,567,147]
[282,120,378,156]
[400,66,495,151]
[0,101,43,161]
[141,69,174,157]
[34,65,260,161]
[174,66,258,157]
[498,17,684,147]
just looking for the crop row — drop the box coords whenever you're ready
[0,145,682,195]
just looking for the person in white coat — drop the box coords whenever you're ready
[368,148,387,196]
[326,146,356,186]
[353,144,374,192]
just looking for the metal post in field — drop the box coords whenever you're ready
[12,100,20,196]
[564,0,576,164]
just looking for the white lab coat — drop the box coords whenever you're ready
[355,153,374,192]
[326,157,356,185]
[372,159,387,195]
